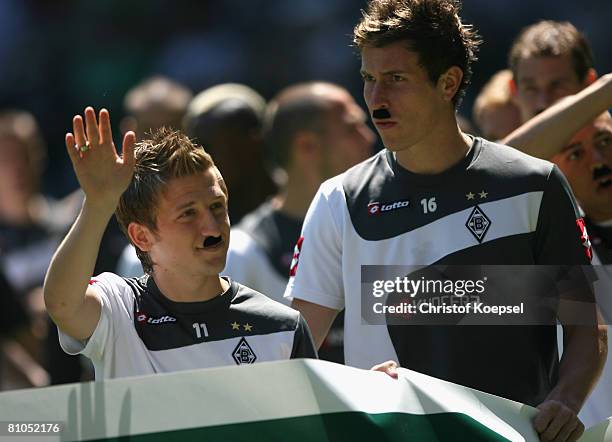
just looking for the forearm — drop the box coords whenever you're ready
[43,198,115,320]
[548,325,607,412]
[504,73,612,159]
[291,298,338,350]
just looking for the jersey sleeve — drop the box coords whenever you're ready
[534,166,596,315]
[283,183,345,310]
[290,314,318,359]
[534,165,592,265]
[58,272,134,362]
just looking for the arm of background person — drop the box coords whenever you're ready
[503,73,612,159]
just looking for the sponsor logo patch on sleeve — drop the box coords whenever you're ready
[289,236,304,277]
[576,218,593,262]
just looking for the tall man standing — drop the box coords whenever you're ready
[285,1,606,440]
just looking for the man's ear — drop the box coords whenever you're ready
[508,77,521,106]
[509,77,518,96]
[437,66,464,102]
[127,222,155,252]
[584,68,597,87]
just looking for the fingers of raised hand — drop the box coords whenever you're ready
[65,133,78,161]
[84,107,100,145]
[72,114,87,148]
[71,107,117,158]
[121,131,136,167]
[98,108,113,145]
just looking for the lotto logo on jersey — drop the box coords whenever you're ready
[289,236,304,277]
[368,200,410,216]
[136,312,177,325]
[576,218,593,262]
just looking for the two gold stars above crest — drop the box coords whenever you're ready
[231,321,253,332]
[466,190,488,200]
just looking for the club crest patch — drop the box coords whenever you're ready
[465,206,491,243]
[232,337,257,365]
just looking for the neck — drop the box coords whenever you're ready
[395,112,472,174]
[277,165,321,219]
[152,269,229,303]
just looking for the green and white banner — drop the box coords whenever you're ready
[0,359,610,441]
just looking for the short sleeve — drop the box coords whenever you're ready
[58,273,132,362]
[534,166,597,320]
[290,314,318,359]
[284,183,345,310]
[535,166,592,265]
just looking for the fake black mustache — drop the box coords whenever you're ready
[203,236,222,247]
[372,108,391,119]
[593,164,611,181]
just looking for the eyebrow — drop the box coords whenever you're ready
[175,201,195,211]
[594,129,612,139]
[560,142,582,153]
[360,69,409,76]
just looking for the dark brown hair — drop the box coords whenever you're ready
[353,0,481,106]
[509,21,594,83]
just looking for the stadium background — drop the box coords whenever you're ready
[0,0,610,199]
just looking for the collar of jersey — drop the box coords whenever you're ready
[145,275,236,314]
[387,136,482,186]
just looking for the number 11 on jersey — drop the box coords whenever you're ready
[193,322,209,339]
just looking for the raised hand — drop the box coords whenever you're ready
[65,107,136,210]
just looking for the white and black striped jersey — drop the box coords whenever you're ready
[59,273,316,380]
[285,137,592,406]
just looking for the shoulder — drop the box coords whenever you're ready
[89,272,132,290]
[341,151,389,198]
[476,138,555,179]
[89,272,142,308]
[231,281,300,329]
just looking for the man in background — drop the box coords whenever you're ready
[224,82,375,362]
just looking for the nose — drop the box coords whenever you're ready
[199,209,223,238]
[534,90,555,113]
[365,82,389,112]
[589,151,609,174]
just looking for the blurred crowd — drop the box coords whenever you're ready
[0,0,610,407]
